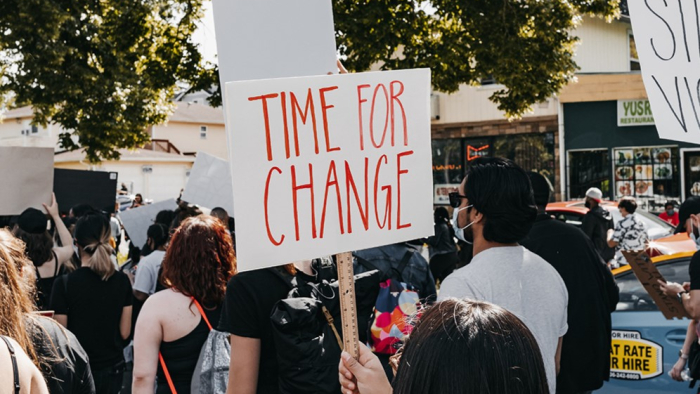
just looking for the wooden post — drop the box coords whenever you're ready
[335,251,360,358]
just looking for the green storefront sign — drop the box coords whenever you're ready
[617,99,654,127]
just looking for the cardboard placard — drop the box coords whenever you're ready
[119,199,178,249]
[628,2,700,143]
[181,152,234,214]
[622,250,690,319]
[211,0,337,85]
[0,147,54,215]
[226,69,434,271]
[54,169,118,214]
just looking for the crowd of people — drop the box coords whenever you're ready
[6,155,700,394]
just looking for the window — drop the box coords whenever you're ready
[492,133,556,187]
[615,259,690,312]
[629,31,640,71]
[200,126,207,139]
[432,139,464,185]
[568,150,611,199]
[612,146,680,212]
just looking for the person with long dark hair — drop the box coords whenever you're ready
[13,194,75,309]
[132,215,236,393]
[339,299,550,394]
[50,214,133,393]
[425,207,459,283]
[0,229,95,393]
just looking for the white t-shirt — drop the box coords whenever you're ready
[438,246,568,394]
[133,250,166,295]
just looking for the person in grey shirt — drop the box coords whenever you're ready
[439,158,568,394]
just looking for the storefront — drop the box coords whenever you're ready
[563,99,700,212]
[431,116,559,205]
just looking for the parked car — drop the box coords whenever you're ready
[597,252,695,393]
[546,201,695,257]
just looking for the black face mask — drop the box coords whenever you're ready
[584,200,591,209]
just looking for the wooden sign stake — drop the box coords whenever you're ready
[336,251,360,358]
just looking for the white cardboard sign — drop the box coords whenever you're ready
[181,152,234,214]
[226,69,434,271]
[119,199,178,249]
[0,147,54,215]
[211,0,337,85]
[628,1,700,143]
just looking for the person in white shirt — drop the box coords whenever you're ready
[132,224,169,301]
[438,158,568,394]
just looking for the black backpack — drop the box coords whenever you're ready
[269,260,381,394]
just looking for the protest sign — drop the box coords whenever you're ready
[211,0,337,85]
[181,152,234,214]
[225,69,434,271]
[0,147,53,215]
[622,250,689,319]
[119,199,178,249]
[628,1,700,143]
[54,169,118,214]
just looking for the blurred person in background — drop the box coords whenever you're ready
[13,194,75,310]
[522,172,619,394]
[51,214,133,394]
[424,207,459,284]
[659,200,679,226]
[607,197,648,254]
[581,187,615,266]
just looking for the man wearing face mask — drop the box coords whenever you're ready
[439,157,568,394]
[659,201,680,226]
[581,188,616,266]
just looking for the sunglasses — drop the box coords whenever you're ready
[448,192,468,208]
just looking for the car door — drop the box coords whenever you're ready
[597,257,694,393]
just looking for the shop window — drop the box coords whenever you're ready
[432,139,464,205]
[492,133,556,187]
[568,150,611,200]
[612,147,679,212]
[629,31,641,71]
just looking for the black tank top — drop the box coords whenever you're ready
[36,251,65,310]
[156,305,221,394]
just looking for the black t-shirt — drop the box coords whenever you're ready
[218,268,303,394]
[689,250,700,290]
[50,267,133,370]
[29,316,95,394]
[521,214,620,393]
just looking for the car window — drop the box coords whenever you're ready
[550,212,583,227]
[615,258,690,312]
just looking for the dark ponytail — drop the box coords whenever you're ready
[74,214,114,281]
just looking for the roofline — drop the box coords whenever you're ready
[54,156,196,164]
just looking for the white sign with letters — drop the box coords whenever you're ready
[226,69,434,271]
[628,1,700,142]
